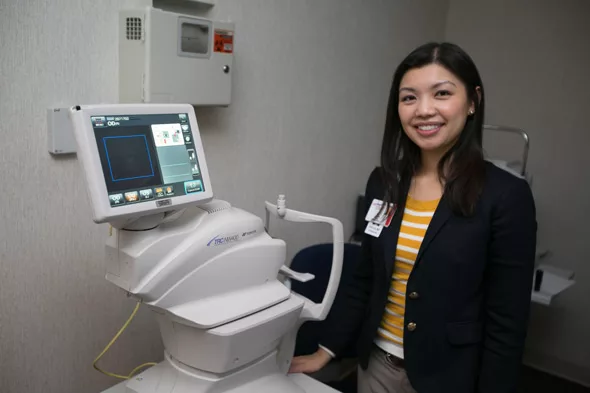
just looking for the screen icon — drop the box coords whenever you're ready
[187,149,200,175]
[182,124,189,132]
[187,149,196,162]
[184,135,192,144]
[124,191,139,202]
[191,163,200,175]
[179,114,188,124]
[151,124,184,147]
[154,187,166,198]
[109,194,124,206]
[139,189,154,200]
[172,130,181,143]
[184,180,203,194]
[165,185,175,196]
[92,116,106,127]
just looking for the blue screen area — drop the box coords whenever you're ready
[92,113,205,207]
[103,135,155,182]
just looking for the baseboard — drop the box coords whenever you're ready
[523,350,590,388]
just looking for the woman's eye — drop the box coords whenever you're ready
[436,90,452,97]
[400,95,415,102]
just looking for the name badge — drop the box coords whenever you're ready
[364,199,397,238]
[365,199,396,227]
[364,221,383,237]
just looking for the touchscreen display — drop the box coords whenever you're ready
[91,113,204,207]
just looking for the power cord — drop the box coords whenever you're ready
[93,301,157,380]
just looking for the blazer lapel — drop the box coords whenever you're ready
[382,203,405,284]
[414,194,452,266]
[381,180,411,283]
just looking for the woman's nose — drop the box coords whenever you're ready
[415,98,436,117]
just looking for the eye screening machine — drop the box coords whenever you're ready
[68,103,343,393]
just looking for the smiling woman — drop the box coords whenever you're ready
[290,42,537,393]
[399,73,473,150]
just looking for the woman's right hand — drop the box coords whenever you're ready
[288,348,333,374]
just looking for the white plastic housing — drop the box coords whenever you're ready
[47,108,77,154]
[119,6,233,106]
[99,197,344,392]
[107,202,291,328]
[123,351,314,393]
[156,296,304,373]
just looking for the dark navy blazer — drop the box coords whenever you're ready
[321,162,537,393]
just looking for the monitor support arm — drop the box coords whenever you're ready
[110,209,187,230]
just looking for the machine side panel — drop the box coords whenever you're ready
[155,240,289,327]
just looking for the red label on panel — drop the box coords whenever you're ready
[214,29,234,53]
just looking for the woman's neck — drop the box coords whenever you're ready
[411,150,446,201]
[419,149,444,178]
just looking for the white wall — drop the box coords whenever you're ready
[446,0,590,386]
[0,1,449,392]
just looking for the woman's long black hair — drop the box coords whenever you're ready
[380,42,486,217]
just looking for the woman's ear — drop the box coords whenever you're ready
[469,86,482,114]
[475,86,482,106]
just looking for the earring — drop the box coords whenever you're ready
[468,110,475,115]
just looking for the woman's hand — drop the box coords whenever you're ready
[288,348,333,374]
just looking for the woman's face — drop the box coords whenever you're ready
[398,64,475,155]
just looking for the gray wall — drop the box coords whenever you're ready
[446,0,590,386]
[0,1,449,392]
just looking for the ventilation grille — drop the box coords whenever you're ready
[126,17,142,40]
[199,200,232,214]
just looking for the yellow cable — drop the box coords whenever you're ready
[128,362,158,378]
[93,301,157,380]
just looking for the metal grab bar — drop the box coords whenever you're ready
[483,124,530,176]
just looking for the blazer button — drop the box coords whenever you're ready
[408,292,419,300]
[407,322,417,332]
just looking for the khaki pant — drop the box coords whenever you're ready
[357,347,417,393]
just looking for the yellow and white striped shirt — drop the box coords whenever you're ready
[375,195,440,359]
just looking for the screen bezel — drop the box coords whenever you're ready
[71,103,213,224]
